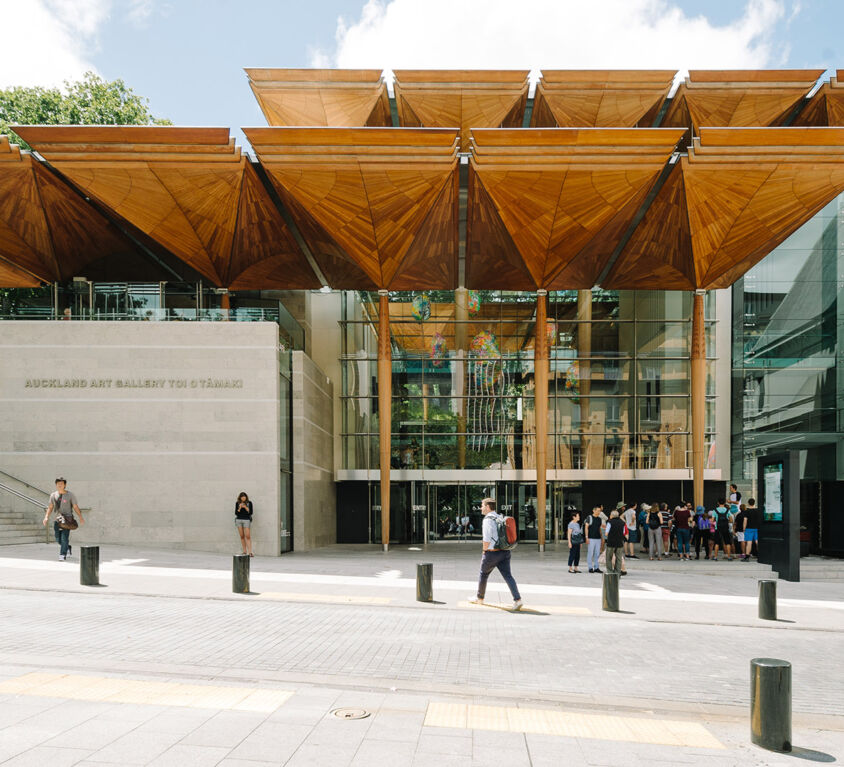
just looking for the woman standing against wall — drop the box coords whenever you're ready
[567,510,583,573]
[235,492,254,556]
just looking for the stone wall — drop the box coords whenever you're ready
[292,351,335,549]
[0,321,281,555]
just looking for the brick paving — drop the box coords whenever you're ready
[0,543,842,765]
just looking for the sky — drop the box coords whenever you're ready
[0,0,842,151]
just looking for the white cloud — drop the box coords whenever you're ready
[314,0,789,78]
[0,0,110,88]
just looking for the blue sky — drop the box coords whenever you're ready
[1,0,842,150]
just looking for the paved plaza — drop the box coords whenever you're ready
[0,542,842,765]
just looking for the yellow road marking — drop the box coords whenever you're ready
[256,592,391,605]
[424,702,724,749]
[0,673,293,712]
[457,601,590,615]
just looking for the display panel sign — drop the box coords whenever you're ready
[763,462,784,522]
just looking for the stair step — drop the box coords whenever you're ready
[0,537,43,545]
[0,530,46,539]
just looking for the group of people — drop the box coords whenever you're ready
[565,484,762,574]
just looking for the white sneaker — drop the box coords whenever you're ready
[513,599,524,611]
[59,555,66,561]
[468,596,484,605]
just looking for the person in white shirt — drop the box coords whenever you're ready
[622,502,638,559]
[469,498,523,610]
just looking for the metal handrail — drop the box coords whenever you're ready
[0,482,50,543]
[0,482,45,509]
[0,468,51,499]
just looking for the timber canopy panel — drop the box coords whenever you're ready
[531,70,675,128]
[246,69,391,127]
[467,127,687,290]
[662,69,824,133]
[796,70,844,126]
[13,125,320,290]
[245,127,459,290]
[604,127,844,290]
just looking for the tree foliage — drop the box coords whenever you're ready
[0,71,171,150]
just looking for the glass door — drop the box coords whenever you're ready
[426,483,489,541]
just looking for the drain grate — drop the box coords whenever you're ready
[332,707,370,720]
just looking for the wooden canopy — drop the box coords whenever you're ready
[13,126,320,289]
[796,70,844,126]
[531,70,676,128]
[245,127,459,289]
[662,69,824,134]
[246,69,391,127]
[0,134,152,287]
[393,70,529,151]
[466,127,687,290]
[603,127,844,290]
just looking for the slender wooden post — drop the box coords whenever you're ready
[577,289,592,462]
[455,288,468,469]
[535,290,549,551]
[691,290,706,510]
[220,290,230,321]
[378,290,392,551]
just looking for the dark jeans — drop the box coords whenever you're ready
[677,528,691,555]
[693,528,710,557]
[54,521,70,556]
[477,550,521,601]
[568,543,581,567]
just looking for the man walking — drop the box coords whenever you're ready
[470,498,523,610]
[743,497,761,560]
[42,477,85,561]
[584,505,605,573]
[605,509,627,575]
[622,502,638,559]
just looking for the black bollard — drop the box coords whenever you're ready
[758,579,777,621]
[602,572,619,612]
[750,658,791,752]
[416,563,433,602]
[80,546,99,586]
[233,554,250,594]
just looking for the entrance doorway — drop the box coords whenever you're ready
[427,483,491,541]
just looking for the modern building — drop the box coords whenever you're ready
[0,69,842,556]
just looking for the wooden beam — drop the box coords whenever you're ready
[691,290,706,510]
[378,290,392,551]
[535,290,549,550]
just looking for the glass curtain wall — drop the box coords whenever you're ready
[732,192,844,489]
[340,290,717,471]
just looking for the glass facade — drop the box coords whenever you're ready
[340,289,717,474]
[732,192,844,491]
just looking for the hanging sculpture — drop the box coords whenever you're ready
[467,290,480,316]
[546,320,557,347]
[564,360,580,402]
[429,331,447,367]
[411,292,431,322]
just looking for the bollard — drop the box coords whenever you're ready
[602,572,619,612]
[758,579,777,621]
[750,658,791,752]
[416,563,433,602]
[80,546,99,586]
[233,554,250,594]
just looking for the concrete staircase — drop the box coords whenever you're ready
[800,556,844,582]
[0,508,47,545]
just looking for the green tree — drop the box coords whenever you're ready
[0,71,171,150]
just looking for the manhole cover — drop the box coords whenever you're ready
[332,708,370,720]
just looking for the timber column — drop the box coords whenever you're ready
[455,287,468,469]
[378,290,392,551]
[535,290,549,551]
[691,290,706,510]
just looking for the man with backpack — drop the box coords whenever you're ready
[584,505,605,573]
[693,505,710,559]
[710,499,734,561]
[470,498,523,610]
[605,509,627,575]
[646,504,664,560]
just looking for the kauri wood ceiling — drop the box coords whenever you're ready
[531,70,676,128]
[3,70,844,293]
[244,127,459,290]
[13,126,320,290]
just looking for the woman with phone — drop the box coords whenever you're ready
[234,491,254,556]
